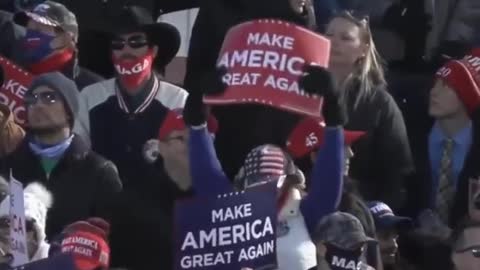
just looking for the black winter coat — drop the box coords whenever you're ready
[344,84,414,211]
[0,135,122,239]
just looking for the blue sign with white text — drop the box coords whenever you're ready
[174,183,277,270]
[12,254,76,270]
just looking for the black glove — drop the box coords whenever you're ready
[183,68,228,126]
[299,65,347,126]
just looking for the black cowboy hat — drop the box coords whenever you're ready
[103,5,181,68]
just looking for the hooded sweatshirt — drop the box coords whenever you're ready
[188,125,344,270]
[0,181,53,262]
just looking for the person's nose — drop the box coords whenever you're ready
[121,43,137,55]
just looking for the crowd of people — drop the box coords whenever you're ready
[0,0,478,270]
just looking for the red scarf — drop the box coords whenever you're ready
[112,50,154,92]
[28,49,75,75]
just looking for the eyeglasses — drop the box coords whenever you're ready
[455,245,480,258]
[111,35,149,50]
[24,91,61,106]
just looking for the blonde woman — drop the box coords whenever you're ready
[325,11,413,210]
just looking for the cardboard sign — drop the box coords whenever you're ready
[12,254,76,270]
[174,184,277,270]
[204,19,330,117]
[0,56,33,126]
[9,172,28,267]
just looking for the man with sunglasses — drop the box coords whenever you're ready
[12,1,102,89]
[0,72,122,244]
[451,219,480,270]
[75,5,187,270]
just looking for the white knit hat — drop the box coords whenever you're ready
[0,182,53,242]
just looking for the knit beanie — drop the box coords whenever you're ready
[59,218,110,270]
[26,72,80,127]
[435,49,480,115]
[0,182,53,243]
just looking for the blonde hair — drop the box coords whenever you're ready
[332,11,387,107]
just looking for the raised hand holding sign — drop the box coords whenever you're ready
[174,183,277,270]
[204,19,330,117]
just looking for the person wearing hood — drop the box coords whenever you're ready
[182,65,345,270]
[0,179,52,262]
[0,72,122,241]
[11,1,103,89]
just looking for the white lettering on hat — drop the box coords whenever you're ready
[34,4,50,13]
[332,256,360,270]
[114,59,150,75]
[62,236,99,250]
[305,132,318,147]
[370,204,391,214]
[465,55,480,72]
[73,246,93,257]
[436,66,451,78]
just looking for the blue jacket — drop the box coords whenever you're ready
[188,125,344,234]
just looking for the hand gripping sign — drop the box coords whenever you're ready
[9,172,28,267]
[203,19,330,117]
[0,56,33,126]
[174,183,277,270]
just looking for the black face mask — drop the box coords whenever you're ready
[325,243,363,270]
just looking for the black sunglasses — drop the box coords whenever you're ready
[24,91,61,106]
[111,35,149,50]
[455,245,480,258]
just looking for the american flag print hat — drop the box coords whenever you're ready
[242,144,289,188]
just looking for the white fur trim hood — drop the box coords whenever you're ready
[0,182,52,260]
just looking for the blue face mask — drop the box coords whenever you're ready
[21,29,56,64]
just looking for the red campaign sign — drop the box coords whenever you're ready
[0,56,33,126]
[203,19,331,117]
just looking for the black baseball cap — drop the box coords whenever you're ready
[367,201,412,230]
